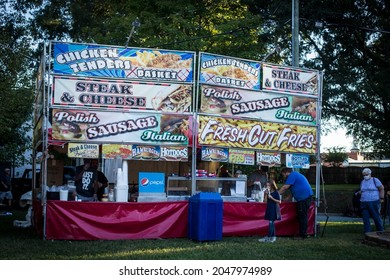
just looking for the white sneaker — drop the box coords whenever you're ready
[258,237,269,242]
[267,236,276,243]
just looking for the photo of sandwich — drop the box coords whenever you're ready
[151,85,192,112]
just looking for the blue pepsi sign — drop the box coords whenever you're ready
[138,172,165,193]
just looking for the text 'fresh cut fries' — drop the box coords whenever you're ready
[198,116,316,154]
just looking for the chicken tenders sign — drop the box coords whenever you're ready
[53,42,194,83]
[198,115,316,154]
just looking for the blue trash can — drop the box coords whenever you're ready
[188,192,223,241]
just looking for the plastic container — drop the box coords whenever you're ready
[114,185,129,202]
[188,192,223,241]
[59,189,68,201]
[108,189,114,202]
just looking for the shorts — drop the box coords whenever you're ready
[0,191,13,200]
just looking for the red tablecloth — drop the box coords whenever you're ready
[39,200,315,240]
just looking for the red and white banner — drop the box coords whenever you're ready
[262,63,319,96]
[53,76,193,112]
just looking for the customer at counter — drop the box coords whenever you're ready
[279,167,313,239]
[73,159,99,201]
[247,165,268,197]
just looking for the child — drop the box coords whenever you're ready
[258,180,281,243]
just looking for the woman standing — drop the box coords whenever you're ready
[259,180,281,243]
[359,168,384,233]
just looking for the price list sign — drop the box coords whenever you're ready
[228,149,255,165]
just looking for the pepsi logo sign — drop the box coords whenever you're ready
[140,178,149,186]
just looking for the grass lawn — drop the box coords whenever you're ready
[0,209,389,260]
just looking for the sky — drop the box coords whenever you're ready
[320,127,353,152]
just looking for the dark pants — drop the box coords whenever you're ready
[296,196,312,238]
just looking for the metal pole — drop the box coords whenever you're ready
[315,71,324,236]
[125,18,141,48]
[292,0,299,66]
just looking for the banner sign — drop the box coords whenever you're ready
[138,172,165,193]
[53,42,195,82]
[132,145,161,160]
[102,144,188,161]
[199,85,317,125]
[102,144,132,159]
[159,146,188,161]
[286,153,310,169]
[53,76,192,112]
[198,115,317,154]
[51,109,191,145]
[256,152,281,166]
[201,146,229,162]
[228,148,255,165]
[68,143,99,158]
[262,64,319,96]
[199,52,261,90]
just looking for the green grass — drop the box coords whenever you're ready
[1,210,389,260]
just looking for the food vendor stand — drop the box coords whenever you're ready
[32,41,322,240]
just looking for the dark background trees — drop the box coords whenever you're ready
[0,2,35,167]
[2,0,390,166]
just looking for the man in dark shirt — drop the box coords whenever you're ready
[74,159,98,201]
[91,159,109,201]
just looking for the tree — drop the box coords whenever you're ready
[29,0,272,59]
[21,0,390,157]
[0,2,35,166]
[297,0,390,156]
[324,146,348,167]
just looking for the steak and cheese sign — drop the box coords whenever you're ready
[262,64,319,96]
[197,115,316,154]
[53,76,192,112]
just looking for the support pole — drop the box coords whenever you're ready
[292,0,299,66]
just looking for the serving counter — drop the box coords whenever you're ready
[167,176,247,201]
[34,200,315,240]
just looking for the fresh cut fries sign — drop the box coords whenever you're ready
[198,115,316,154]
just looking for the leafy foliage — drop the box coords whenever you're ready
[0,2,35,165]
[324,146,348,167]
[5,0,390,162]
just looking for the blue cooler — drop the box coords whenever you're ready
[188,192,223,241]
